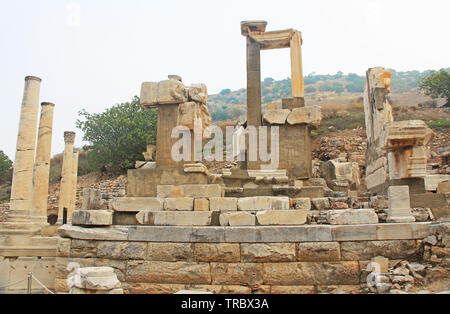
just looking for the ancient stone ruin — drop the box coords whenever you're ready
[0,21,449,294]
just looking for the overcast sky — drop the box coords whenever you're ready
[1,0,449,160]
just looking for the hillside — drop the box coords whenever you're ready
[207,69,449,123]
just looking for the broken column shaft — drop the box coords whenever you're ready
[70,151,79,213]
[58,131,75,220]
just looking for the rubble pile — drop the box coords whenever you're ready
[360,222,449,294]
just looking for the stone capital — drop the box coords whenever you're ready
[168,75,182,82]
[41,102,55,107]
[64,131,76,144]
[25,75,42,82]
[241,20,268,36]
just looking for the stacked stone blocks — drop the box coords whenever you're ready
[55,221,431,294]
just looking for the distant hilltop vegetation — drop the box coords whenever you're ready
[207,69,449,123]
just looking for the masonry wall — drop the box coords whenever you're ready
[54,223,432,294]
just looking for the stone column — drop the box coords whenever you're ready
[246,38,263,170]
[9,76,42,217]
[290,31,304,98]
[30,102,55,222]
[58,131,75,220]
[156,104,183,168]
[70,151,79,213]
[246,37,262,127]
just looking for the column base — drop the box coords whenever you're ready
[386,215,416,223]
[386,206,416,223]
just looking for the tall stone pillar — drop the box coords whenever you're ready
[156,104,183,168]
[70,152,79,213]
[9,76,42,218]
[290,31,304,98]
[58,131,75,220]
[246,37,262,128]
[30,102,55,222]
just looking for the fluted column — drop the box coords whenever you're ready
[9,76,41,218]
[70,151,79,213]
[30,102,55,222]
[58,131,75,220]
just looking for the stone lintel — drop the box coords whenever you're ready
[249,29,299,50]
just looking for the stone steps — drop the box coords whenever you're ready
[5,213,31,222]
[0,232,59,248]
[0,222,42,231]
[0,228,41,236]
[29,236,59,247]
[58,222,432,243]
[134,208,379,227]
[0,246,56,257]
[110,195,368,213]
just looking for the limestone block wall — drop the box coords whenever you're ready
[54,223,432,294]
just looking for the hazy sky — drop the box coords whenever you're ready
[1,0,449,160]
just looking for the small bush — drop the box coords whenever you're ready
[427,119,450,130]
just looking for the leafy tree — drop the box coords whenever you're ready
[419,69,450,106]
[347,73,360,82]
[333,71,344,79]
[263,77,275,87]
[219,88,231,96]
[0,150,12,177]
[346,82,364,93]
[319,84,333,92]
[332,82,344,94]
[305,86,317,93]
[272,86,280,94]
[211,109,229,122]
[76,96,157,171]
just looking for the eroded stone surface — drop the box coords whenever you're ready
[237,197,289,211]
[210,198,238,211]
[110,197,164,212]
[220,212,256,226]
[126,261,211,284]
[164,198,194,211]
[140,80,187,107]
[256,210,308,225]
[262,262,359,285]
[241,243,296,262]
[297,242,341,261]
[194,243,240,262]
[262,109,290,124]
[72,210,113,226]
[286,106,321,126]
[328,209,378,225]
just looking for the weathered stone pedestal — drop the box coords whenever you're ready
[387,186,415,223]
